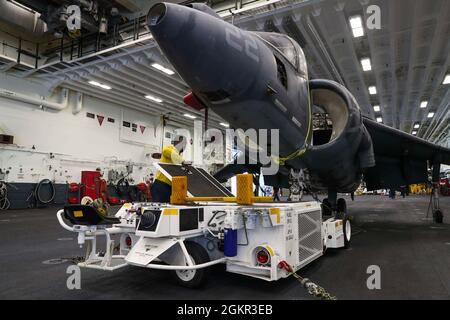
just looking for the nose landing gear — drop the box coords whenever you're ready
[323,193,351,248]
[288,169,307,202]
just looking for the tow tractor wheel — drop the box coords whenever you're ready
[343,215,351,247]
[322,198,332,216]
[173,242,209,288]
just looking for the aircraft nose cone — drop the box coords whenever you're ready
[147,2,262,99]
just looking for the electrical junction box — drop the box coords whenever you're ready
[0,134,14,145]
[226,202,324,281]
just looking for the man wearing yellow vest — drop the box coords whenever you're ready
[151,137,184,202]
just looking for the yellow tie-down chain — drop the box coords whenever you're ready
[272,147,308,166]
[279,260,337,300]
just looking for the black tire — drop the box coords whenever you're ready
[322,198,332,216]
[337,198,347,213]
[433,210,444,224]
[342,215,352,248]
[173,242,210,288]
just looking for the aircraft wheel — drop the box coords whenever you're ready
[173,242,209,288]
[433,210,444,224]
[322,198,332,216]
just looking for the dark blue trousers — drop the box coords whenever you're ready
[151,180,172,203]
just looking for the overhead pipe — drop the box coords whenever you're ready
[72,91,84,114]
[0,87,80,111]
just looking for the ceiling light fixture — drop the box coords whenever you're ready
[349,16,364,38]
[368,86,377,95]
[88,80,111,90]
[183,113,197,119]
[427,112,435,118]
[420,101,428,109]
[376,117,383,123]
[373,105,380,112]
[145,95,163,103]
[151,63,175,75]
[219,122,230,128]
[443,74,450,85]
[361,58,372,71]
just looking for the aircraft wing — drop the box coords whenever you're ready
[214,117,450,191]
[362,117,450,190]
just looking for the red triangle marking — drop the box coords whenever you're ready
[97,115,104,126]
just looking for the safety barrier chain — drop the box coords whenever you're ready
[279,261,337,300]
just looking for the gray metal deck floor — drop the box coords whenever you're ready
[0,195,449,300]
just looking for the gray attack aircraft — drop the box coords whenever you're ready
[148,2,450,223]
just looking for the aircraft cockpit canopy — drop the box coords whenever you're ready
[255,32,307,77]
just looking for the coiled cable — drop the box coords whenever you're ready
[0,181,10,210]
[36,179,55,204]
[28,179,56,207]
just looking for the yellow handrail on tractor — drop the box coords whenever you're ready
[170,174,273,205]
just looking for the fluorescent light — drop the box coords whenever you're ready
[151,63,175,75]
[349,16,364,38]
[219,122,230,128]
[427,112,435,118]
[88,80,111,90]
[412,131,417,135]
[414,123,420,129]
[183,113,197,119]
[373,105,380,112]
[361,58,372,71]
[420,101,428,109]
[145,95,163,103]
[369,86,377,95]
[376,117,383,123]
[443,74,450,85]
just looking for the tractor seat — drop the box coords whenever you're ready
[63,205,120,226]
